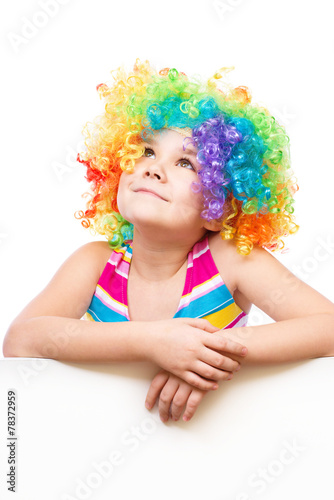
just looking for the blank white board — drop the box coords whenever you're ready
[0,357,333,500]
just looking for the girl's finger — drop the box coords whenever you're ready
[185,317,220,334]
[158,378,180,422]
[170,385,192,421]
[183,390,206,422]
[183,371,220,391]
[192,360,235,383]
[145,371,169,410]
[204,333,248,357]
[199,347,241,373]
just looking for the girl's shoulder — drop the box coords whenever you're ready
[8,241,114,326]
[54,240,113,292]
[207,232,268,313]
[74,240,113,279]
[207,232,243,290]
[207,231,270,280]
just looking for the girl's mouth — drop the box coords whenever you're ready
[134,188,168,201]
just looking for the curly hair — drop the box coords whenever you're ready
[76,59,298,255]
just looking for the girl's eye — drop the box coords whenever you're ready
[178,158,195,171]
[141,148,196,171]
[143,147,155,158]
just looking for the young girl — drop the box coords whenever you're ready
[3,59,334,423]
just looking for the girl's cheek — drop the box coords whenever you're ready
[116,180,127,213]
[192,190,204,211]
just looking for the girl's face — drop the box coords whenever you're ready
[117,129,214,243]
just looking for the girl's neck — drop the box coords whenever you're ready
[130,228,207,282]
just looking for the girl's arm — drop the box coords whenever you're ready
[213,239,334,364]
[2,242,246,390]
[146,239,334,423]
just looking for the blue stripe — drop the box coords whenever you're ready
[175,288,234,318]
[87,295,128,323]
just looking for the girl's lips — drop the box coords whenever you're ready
[134,188,168,201]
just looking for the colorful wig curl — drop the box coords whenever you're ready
[76,59,298,255]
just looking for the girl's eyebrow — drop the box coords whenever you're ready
[182,147,197,157]
[143,137,198,157]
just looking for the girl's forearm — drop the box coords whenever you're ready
[3,316,152,362]
[222,313,334,365]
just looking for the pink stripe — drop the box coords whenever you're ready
[97,262,113,291]
[191,242,224,288]
[98,271,125,304]
[98,262,113,290]
[182,277,224,303]
[224,311,247,329]
[191,260,214,287]
[117,259,130,275]
[192,238,208,256]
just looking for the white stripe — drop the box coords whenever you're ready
[178,275,223,309]
[95,287,128,316]
[199,299,234,317]
[108,246,131,266]
[86,310,102,322]
[115,268,128,279]
[192,244,208,260]
[109,254,122,267]
[125,248,133,259]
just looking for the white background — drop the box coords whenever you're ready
[1,0,333,351]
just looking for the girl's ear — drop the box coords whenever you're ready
[203,219,222,232]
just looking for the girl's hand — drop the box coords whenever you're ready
[145,370,208,423]
[146,318,247,391]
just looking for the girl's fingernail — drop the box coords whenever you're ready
[212,384,219,390]
[183,415,190,422]
[145,402,151,409]
[242,347,247,355]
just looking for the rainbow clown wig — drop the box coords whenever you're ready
[76,59,298,255]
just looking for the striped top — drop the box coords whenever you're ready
[84,236,248,329]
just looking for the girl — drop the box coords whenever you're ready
[3,59,334,423]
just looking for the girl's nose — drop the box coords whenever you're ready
[145,169,161,180]
[144,161,166,181]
